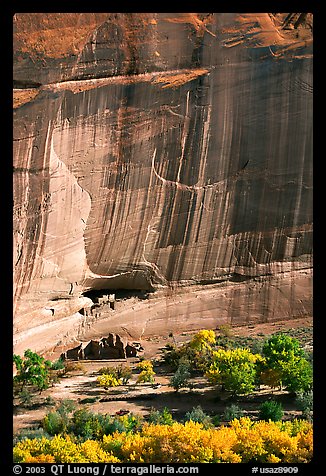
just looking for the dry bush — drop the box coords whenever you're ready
[63,361,86,375]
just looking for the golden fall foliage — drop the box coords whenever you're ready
[14,418,312,463]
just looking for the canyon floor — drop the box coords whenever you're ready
[13,316,312,435]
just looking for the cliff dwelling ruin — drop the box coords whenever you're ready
[61,333,143,361]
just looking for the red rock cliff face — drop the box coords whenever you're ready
[13,13,313,352]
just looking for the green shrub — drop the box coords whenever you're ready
[18,389,33,408]
[69,409,106,440]
[214,335,232,350]
[13,428,51,445]
[211,414,221,426]
[79,397,98,404]
[184,405,212,428]
[100,413,142,435]
[259,400,284,422]
[223,404,244,422]
[43,399,76,434]
[280,357,313,394]
[51,357,65,370]
[56,399,76,417]
[42,407,143,441]
[44,396,56,406]
[43,411,65,435]
[295,391,313,420]
[305,351,313,367]
[103,417,128,435]
[148,407,174,426]
[147,408,161,425]
[250,339,265,355]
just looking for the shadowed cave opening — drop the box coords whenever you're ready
[13,79,42,89]
[82,288,151,303]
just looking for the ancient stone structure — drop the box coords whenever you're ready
[83,340,101,360]
[125,344,138,358]
[13,13,313,353]
[66,343,84,360]
[61,334,139,360]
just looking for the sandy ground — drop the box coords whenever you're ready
[13,372,302,434]
[13,316,312,435]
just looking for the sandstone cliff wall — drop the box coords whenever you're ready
[13,13,313,352]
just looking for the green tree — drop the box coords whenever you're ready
[169,358,191,391]
[205,348,261,396]
[279,356,313,393]
[13,349,52,392]
[262,333,305,365]
[262,334,313,392]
